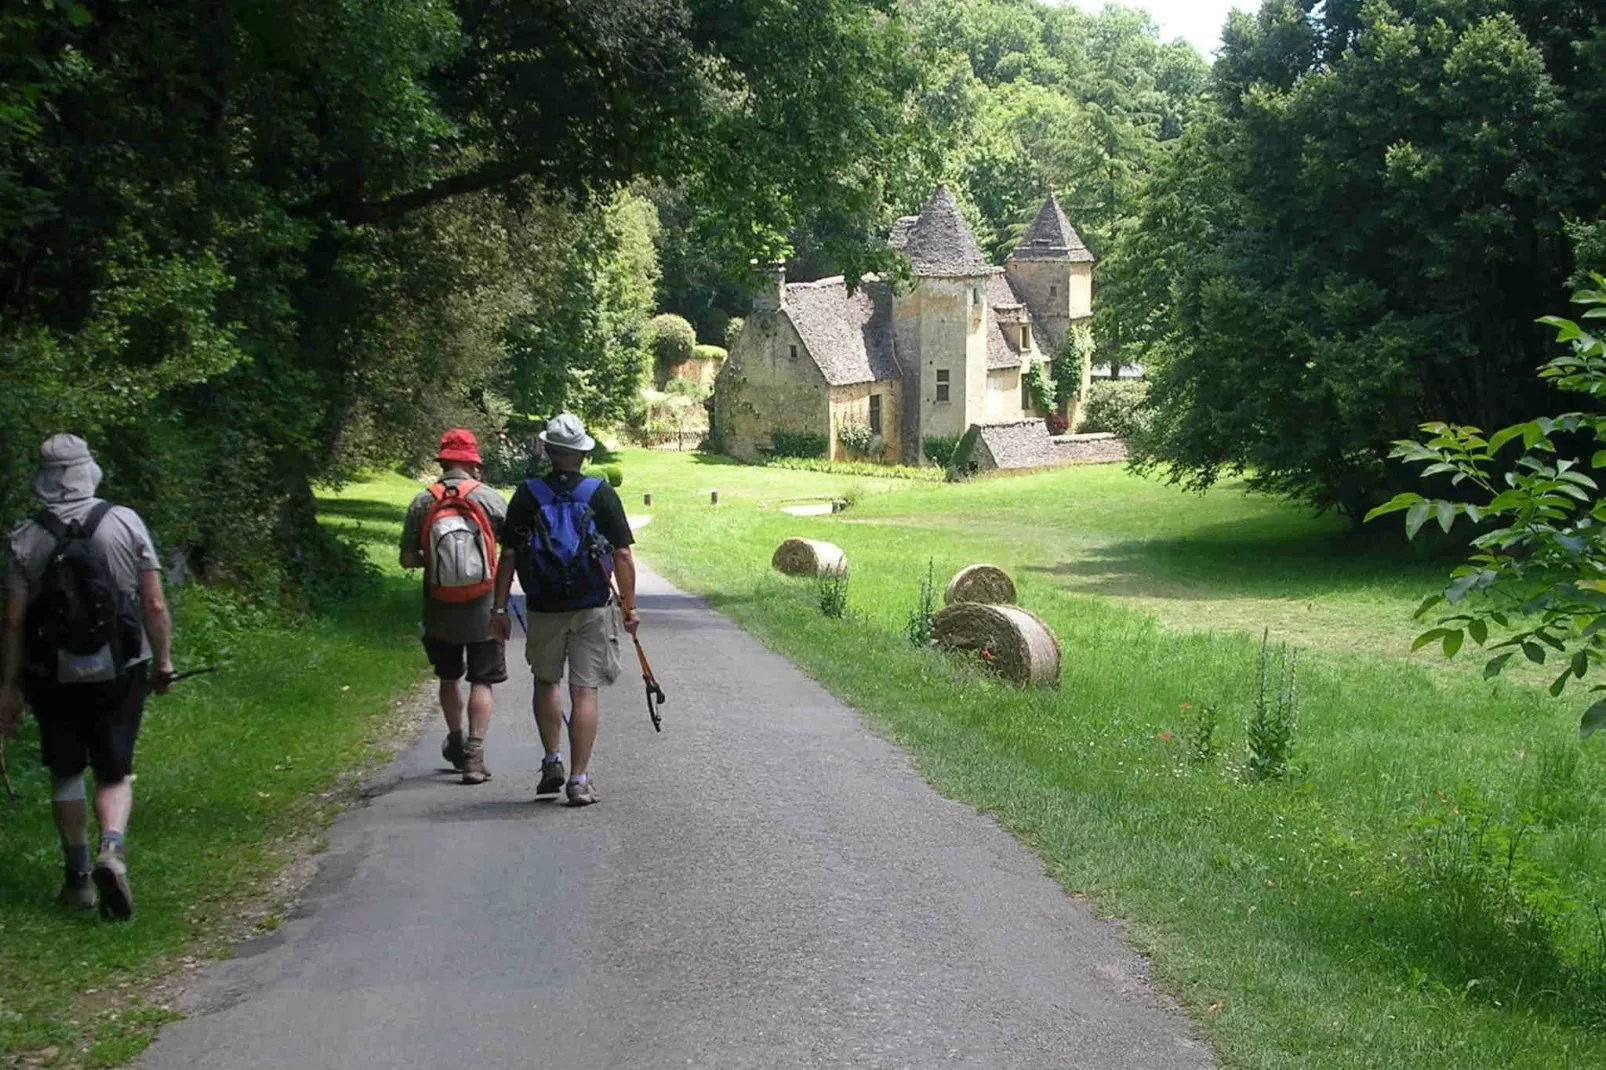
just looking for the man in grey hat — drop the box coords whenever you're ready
[492,414,637,806]
[0,434,174,919]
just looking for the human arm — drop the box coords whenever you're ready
[490,547,517,643]
[0,585,24,738]
[138,569,175,695]
[612,546,640,637]
[398,495,426,569]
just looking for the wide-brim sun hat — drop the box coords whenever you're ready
[436,428,483,465]
[538,413,596,454]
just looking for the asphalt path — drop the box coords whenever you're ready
[138,565,1212,1070]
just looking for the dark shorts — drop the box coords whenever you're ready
[422,638,508,685]
[23,664,149,783]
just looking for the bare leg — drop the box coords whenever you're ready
[94,778,133,837]
[466,683,494,739]
[534,680,564,754]
[568,685,599,777]
[439,679,465,735]
[53,798,89,855]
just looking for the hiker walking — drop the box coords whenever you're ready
[491,414,637,807]
[400,429,508,785]
[0,435,174,919]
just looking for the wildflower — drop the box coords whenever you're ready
[1180,703,1193,710]
[1159,730,1174,741]
[979,649,994,663]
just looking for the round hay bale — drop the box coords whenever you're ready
[932,603,1060,688]
[771,538,847,577]
[944,564,1017,606]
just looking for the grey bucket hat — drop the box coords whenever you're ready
[538,413,596,454]
[32,433,103,504]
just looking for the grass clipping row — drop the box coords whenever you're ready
[772,538,847,577]
[933,603,1061,688]
[944,564,1017,606]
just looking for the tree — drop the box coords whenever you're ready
[1368,277,1606,738]
[1128,1,1606,521]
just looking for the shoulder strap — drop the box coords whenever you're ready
[570,477,604,505]
[34,501,113,542]
[427,482,448,502]
[454,478,482,498]
[525,478,557,507]
[33,510,67,540]
[80,501,114,538]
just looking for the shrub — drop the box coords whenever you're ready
[1080,379,1146,436]
[836,420,877,458]
[763,457,944,481]
[724,316,745,348]
[922,435,962,467]
[645,313,696,367]
[1179,702,1219,764]
[905,559,937,647]
[664,377,709,400]
[817,567,849,619]
[597,464,624,488]
[770,429,828,458]
[1045,412,1069,435]
[693,343,727,364]
[1246,631,1299,781]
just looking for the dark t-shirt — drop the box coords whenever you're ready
[503,473,634,603]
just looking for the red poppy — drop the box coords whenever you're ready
[1159,731,1174,741]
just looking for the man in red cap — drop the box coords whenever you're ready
[399,430,508,784]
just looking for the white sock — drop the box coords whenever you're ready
[543,751,562,765]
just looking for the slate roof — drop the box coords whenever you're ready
[975,420,1058,469]
[782,277,900,387]
[1011,192,1094,263]
[898,185,990,276]
[986,271,1031,370]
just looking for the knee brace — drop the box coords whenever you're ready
[50,774,87,803]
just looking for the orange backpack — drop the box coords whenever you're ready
[420,479,497,602]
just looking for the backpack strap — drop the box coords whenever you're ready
[569,477,604,505]
[33,501,113,543]
[525,478,558,507]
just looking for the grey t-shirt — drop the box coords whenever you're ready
[400,472,507,645]
[6,497,162,664]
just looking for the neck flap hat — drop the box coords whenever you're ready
[32,434,103,505]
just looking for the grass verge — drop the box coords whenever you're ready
[627,449,1606,1069]
[0,472,427,1068]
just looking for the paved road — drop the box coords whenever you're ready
[139,566,1212,1070]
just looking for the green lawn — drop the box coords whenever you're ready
[0,472,429,1067]
[622,449,1606,1070]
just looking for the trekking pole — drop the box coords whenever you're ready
[634,637,665,733]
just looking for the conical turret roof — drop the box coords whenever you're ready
[895,185,990,276]
[1010,192,1094,263]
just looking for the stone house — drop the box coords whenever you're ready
[713,185,1095,465]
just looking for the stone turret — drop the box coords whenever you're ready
[1004,192,1094,356]
[750,260,786,313]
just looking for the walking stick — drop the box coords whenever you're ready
[634,637,665,732]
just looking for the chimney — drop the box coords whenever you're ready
[750,259,786,313]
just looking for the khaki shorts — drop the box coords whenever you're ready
[523,604,623,688]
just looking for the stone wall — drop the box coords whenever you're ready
[663,355,723,391]
[714,314,830,461]
[829,381,903,463]
[984,366,1025,422]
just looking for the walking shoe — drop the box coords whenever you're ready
[565,776,598,807]
[536,758,566,797]
[441,730,466,771]
[55,871,95,910]
[460,738,491,785]
[92,848,133,921]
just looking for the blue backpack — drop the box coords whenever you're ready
[522,477,614,611]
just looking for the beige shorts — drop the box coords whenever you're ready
[523,603,622,688]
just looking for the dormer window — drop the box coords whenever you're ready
[1018,324,1031,349]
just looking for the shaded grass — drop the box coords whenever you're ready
[0,472,428,1067]
[625,450,1606,1069]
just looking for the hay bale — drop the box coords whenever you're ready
[771,538,847,577]
[933,603,1060,687]
[944,564,1016,606]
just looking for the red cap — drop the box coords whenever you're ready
[436,429,482,466]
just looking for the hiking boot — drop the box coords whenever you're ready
[536,758,566,798]
[565,776,598,807]
[55,871,95,911]
[460,738,491,785]
[92,848,133,921]
[441,730,466,771]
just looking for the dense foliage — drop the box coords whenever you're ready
[0,0,925,592]
[1370,279,1606,737]
[1127,0,1606,519]
[769,430,830,459]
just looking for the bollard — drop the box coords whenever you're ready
[644,493,653,507]
[710,490,720,506]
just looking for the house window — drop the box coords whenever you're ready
[789,344,798,360]
[868,394,883,435]
[935,369,951,403]
[1018,324,1031,349]
[1049,285,1058,299]
[1021,374,1032,412]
